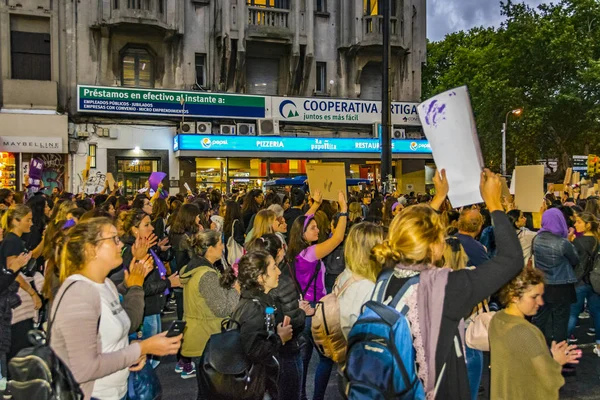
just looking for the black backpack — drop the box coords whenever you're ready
[198,319,266,400]
[8,281,84,400]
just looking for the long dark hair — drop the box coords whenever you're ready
[170,204,200,235]
[382,196,397,227]
[507,209,523,230]
[223,200,243,238]
[242,189,263,215]
[152,198,169,221]
[286,215,312,264]
[26,195,51,229]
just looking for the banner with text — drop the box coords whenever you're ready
[174,135,431,154]
[272,97,421,126]
[77,85,266,119]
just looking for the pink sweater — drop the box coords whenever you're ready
[49,279,141,400]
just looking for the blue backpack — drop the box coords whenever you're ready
[344,270,426,400]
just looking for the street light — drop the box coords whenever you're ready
[502,108,523,176]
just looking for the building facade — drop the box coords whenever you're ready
[0,0,429,195]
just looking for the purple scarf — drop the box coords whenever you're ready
[150,249,170,295]
[538,208,568,238]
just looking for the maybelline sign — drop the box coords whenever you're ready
[0,136,63,153]
[272,97,421,126]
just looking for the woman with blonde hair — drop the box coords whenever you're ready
[337,222,384,339]
[245,209,277,244]
[358,169,523,399]
[50,218,182,400]
[348,202,363,225]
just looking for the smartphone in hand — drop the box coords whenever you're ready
[166,320,186,338]
[283,316,291,327]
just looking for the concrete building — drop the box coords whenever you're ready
[0,0,429,195]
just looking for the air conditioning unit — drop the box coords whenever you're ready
[196,121,212,134]
[178,122,196,134]
[257,119,280,136]
[236,123,256,136]
[76,130,89,139]
[393,128,406,139]
[68,139,79,154]
[219,124,236,135]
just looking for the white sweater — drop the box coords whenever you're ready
[337,269,375,339]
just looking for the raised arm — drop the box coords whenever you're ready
[444,170,524,320]
[314,191,348,260]
[304,190,323,216]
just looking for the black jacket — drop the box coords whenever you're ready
[118,235,171,317]
[382,211,523,400]
[232,288,282,399]
[169,231,192,273]
[269,261,305,354]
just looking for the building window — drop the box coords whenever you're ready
[316,62,326,94]
[127,0,151,10]
[10,16,51,81]
[247,0,290,9]
[121,47,154,88]
[316,0,326,12]
[158,0,164,13]
[363,0,397,16]
[195,54,206,88]
[113,0,119,9]
[89,144,97,169]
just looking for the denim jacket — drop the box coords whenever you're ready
[532,231,579,285]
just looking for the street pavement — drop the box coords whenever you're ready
[158,313,600,399]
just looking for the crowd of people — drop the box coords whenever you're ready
[0,167,596,399]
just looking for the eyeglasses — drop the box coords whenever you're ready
[94,235,121,245]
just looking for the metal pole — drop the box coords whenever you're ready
[502,122,507,176]
[381,0,392,192]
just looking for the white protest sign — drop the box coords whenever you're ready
[509,170,516,195]
[417,86,484,207]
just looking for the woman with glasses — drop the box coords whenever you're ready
[286,190,347,400]
[50,218,182,400]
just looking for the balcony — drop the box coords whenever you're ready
[1,80,57,110]
[247,6,293,41]
[361,15,403,47]
[94,0,183,35]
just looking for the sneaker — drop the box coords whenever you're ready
[579,310,590,319]
[593,346,600,358]
[588,328,596,337]
[174,360,184,374]
[181,362,196,379]
[162,304,175,314]
[568,335,578,344]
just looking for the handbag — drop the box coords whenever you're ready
[198,319,265,400]
[465,300,496,352]
[127,360,162,400]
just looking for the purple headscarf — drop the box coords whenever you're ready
[538,208,568,238]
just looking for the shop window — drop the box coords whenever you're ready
[121,47,154,88]
[247,58,279,95]
[89,144,97,169]
[316,0,326,12]
[195,53,206,88]
[0,153,17,192]
[113,0,119,8]
[316,62,327,94]
[10,16,51,81]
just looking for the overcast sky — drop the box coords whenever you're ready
[427,0,547,42]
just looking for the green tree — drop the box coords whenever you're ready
[422,0,600,175]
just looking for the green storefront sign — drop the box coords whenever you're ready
[77,85,266,119]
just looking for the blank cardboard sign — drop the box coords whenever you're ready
[515,165,545,213]
[306,162,346,201]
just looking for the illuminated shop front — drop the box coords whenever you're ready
[174,135,433,192]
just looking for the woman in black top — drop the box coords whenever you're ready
[232,251,293,400]
[368,170,523,400]
[151,198,169,241]
[241,189,264,229]
[22,195,52,254]
[567,212,600,346]
[223,200,245,247]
